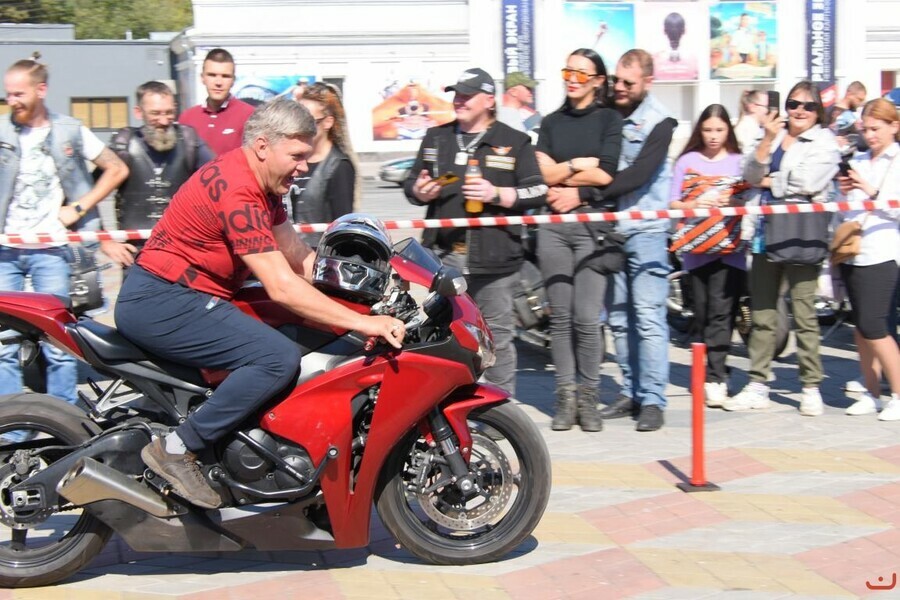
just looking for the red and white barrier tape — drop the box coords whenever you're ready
[1,199,897,245]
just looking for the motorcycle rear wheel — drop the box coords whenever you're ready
[375,400,551,565]
[0,394,111,588]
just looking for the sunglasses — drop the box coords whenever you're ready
[561,68,598,84]
[609,75,638,89]
[785,99,818,112]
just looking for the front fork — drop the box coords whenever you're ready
[422,383,511,494]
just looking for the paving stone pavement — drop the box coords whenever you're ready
[9,299,900,599]
[7,185,898,598]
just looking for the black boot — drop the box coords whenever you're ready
[599,394,638,420]
[550,384,577,431]
[577,385,603,432]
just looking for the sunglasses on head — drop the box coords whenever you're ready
[785,99,818,112]
[560,68,598,84]
[609,75,638,89]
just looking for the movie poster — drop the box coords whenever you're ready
[371,76,455,141]
[709,2,778,80]
[635,2,704,81]
[561,2,635,74]
[232,75,316,106]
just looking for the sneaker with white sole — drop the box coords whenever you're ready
[846,391,880,416]
[844,379,866,393]
[704,382,728,408]
[878,397,900,422]
[799,387,824,416]
[723,383,770,411]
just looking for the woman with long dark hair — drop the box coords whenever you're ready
[289,82,360,246]
[726,81,841,415]
[534,48,623,432]
[668,104,747,407]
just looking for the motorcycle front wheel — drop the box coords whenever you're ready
[375,400,551,565]
[0,394,111,588]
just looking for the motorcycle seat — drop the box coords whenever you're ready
[71,320,148,362]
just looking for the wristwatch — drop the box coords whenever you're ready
[72,203,87,218]
[567,160,578,175]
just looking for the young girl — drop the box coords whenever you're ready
[668,104,747,407]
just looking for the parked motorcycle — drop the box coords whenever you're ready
[0,235,551,588]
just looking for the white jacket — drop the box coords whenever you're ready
[744,124,841,204]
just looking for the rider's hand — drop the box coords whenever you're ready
[413,170,441,203]
[100,240,138,267]
[361,315,405,349]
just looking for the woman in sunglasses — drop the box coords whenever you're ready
[533,48,623,432]
[727,81,841,415]
[835,98,900,419]
[289,82,359,247]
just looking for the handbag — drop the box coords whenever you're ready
[829,153,898,265]
[669,171,749,255]
[579,221,626,274]
[829,215,867,265]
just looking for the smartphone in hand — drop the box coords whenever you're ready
[838,158,853,177]
[767,91,780,117]
[432,173,461,187]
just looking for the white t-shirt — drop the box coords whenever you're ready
[5,124,105,246]
[840,142,900,266]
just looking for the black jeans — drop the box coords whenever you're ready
[690,260,744,383]
[115,266,302,451]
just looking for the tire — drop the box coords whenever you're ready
[375,401,551,565]
[0,393,111,588]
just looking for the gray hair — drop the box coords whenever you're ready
[242,98,316,146]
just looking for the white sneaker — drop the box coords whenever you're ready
[878,397,900,422]
[844,379,866,393]
[846,391,880,416]
[723,384,770,411]
[799,387,824,417]
[704,382,728,408]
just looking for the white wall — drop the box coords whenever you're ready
[172,0,900,153]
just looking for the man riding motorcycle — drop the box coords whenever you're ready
[115,98,405,508]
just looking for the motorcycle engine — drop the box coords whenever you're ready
[223,429,314,487]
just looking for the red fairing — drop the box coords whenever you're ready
[231,286,369,333]
[0,292,82,357]
[441,383,511,463]
[390,255,434,288]
[261,350,475,547]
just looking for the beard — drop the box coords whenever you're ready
[142,124,177,152]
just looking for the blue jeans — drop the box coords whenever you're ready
[0,246,78,404]
[606,231,670,408]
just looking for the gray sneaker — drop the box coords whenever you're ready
[141,438,222,509]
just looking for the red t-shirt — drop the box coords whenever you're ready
[178,96,255,157]
[137,148,287,299]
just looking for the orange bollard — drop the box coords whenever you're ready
[677,343,720,493]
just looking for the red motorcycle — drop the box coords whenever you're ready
[0,235,551,588]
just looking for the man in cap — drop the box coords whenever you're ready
[404,67,547,398]
[497,71,541,140]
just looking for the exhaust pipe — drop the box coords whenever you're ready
[57,457,182,518]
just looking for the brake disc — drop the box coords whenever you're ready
[411,432,514,531]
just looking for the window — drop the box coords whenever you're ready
[71,97,128,129]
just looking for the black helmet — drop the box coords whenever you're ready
[312,214,393,304]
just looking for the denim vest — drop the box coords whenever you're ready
[0,113,100,234]
[615,94,673,236]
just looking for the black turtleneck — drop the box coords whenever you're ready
[536,102,624,186]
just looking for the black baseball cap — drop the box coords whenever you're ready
[445,68,496,96]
